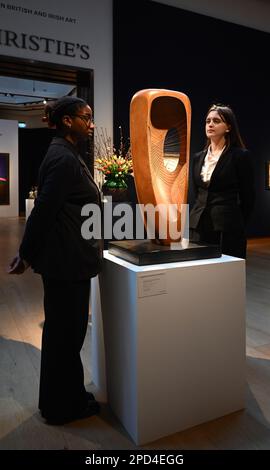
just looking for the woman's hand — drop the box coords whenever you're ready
[7,254,29,274]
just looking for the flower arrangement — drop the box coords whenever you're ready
[95,127,133,190]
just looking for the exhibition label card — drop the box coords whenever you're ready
[138,272,167,298]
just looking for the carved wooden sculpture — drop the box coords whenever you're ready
[130,89,191,245]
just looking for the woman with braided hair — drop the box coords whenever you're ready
[8,96,102,424]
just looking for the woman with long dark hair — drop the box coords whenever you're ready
[190,103,255,258]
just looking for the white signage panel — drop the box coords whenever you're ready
[0,0,113,144]
[0,0,106,68]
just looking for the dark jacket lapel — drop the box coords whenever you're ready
[209,147,232,185]
[194,150,207,183]
[51,137,95,184]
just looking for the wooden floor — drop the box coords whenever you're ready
[0,218,270,450]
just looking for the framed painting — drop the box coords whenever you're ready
[0,153,10,205]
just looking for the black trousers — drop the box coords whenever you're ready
[39,277,90,419]
[190,211,247,259]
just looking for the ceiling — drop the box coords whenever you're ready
[0,76,75,108]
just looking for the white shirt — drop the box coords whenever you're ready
[200,146,225,183]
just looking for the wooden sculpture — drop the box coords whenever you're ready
[130,89,191,245]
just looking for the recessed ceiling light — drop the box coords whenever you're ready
[18,122,27,128]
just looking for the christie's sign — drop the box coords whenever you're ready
[0,28,90,60]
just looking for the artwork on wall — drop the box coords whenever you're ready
[265,161,270,190]
[0,153,10,205]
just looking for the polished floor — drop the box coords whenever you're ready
[0,217,270,449]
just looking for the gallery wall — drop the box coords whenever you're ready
[0,0,113,139]
[113,0,270,237]
[152,0,270,34]
[0,0,113,216]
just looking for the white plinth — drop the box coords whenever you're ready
[25,198,35,220]
[91,252,245,445]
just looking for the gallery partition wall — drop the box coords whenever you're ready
[113,0,270,237]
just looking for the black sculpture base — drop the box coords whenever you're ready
[108,240,221,266]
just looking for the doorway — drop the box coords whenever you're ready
[0,55,94,215]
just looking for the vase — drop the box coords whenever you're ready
[102,185,129,202]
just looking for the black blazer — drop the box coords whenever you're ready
[189,146,255,232]
[20,137,102,280]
